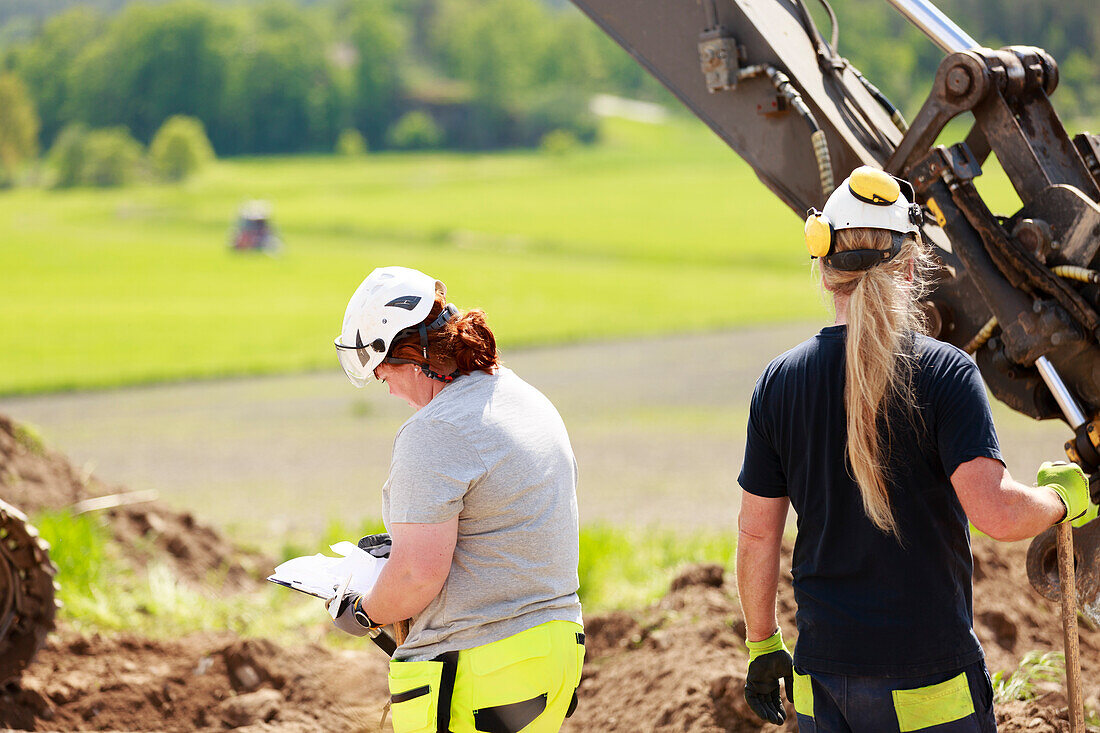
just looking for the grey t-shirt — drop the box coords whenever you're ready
[382,367,583,661]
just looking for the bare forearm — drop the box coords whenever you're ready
[362,557,446,624]
[980,479,1065,541]
[736,530,782,642]
[953,457,1066,542]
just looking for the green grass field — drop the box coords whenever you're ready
[1,117,1019,394]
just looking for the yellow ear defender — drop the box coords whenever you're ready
[803,167,921,268]
[848,167,901,205]
[804,209,834,259]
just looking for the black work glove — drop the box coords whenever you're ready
[744,629,794,725]
[358,533,392,558]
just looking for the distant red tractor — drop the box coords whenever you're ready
[229,201,282,254]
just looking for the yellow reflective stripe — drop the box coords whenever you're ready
[793,670,814,718]
[892,671,974,732]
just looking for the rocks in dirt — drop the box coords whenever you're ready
[222,639,287,693]
[218,688,283,728]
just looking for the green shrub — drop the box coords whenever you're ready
[335,128,367,156]
[540,129,579,156]
[385,111,443,150]
[82,127,144,187]
[149,115,215,182]
[0,72,39,186]
[51,126,145,188]
[47,123,88,188]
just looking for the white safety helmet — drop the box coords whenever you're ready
[335,266,448,387]
[804,166,924,271]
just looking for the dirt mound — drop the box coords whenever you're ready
[2,543,1097,732]
[107,503,269,591]
[561,540,1100,733]
[0,630,391,732]
[0,415,268,591]
[3,411,1098,731]
[0,414,91,514]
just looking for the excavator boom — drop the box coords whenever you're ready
[570,0,1100,614]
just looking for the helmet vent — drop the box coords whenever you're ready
[385,295,422,310]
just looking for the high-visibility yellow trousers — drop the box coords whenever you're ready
[387,620,585,733]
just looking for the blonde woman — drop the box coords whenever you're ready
[735,167,1096,731]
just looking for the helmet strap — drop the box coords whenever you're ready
[384,304,460,383]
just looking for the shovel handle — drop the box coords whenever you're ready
[1056,521,1085,732]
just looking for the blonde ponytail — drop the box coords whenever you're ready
[821,228,934,536]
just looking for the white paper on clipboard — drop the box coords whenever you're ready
[267,541,387,602]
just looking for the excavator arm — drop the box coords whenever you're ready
[571,0,1100,612]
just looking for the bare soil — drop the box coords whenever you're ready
[2,355,1099,731]
[1,545,1095,732]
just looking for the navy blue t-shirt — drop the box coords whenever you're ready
[738,325,1003,677]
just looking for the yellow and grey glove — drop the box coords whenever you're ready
[744,629,794,725]
[1038,461,1098,528]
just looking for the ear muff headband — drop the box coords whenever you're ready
[821,232,905,271]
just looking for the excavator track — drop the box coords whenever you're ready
[0,499,57,686]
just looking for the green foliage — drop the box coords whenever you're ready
[540,129,578,156]
[219,10,342,154]
[30,506,741,639]
[385,110,442,150]
[3,0,1099,156]
[343,0,404,147]
[3,7,104,144]
[991,650,1065,703]
[12,421,45,455]
[279,516,387,564]
[80,126,144,187]
[48,121,148,188]
[33,510,111,598]
[0,71,38,185]
[578,524,738,611]
[335,128,367,156]
[33,508,319,638]
[149,115,214,182]
[45,122,86,187]
[66,2,231,143]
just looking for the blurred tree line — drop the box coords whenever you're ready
[0,0,1095,162]
[0,0,662,157]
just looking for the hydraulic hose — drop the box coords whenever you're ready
[964,316,998,354]
[1052,265,1100,285]
[737,64,834,197]
[849,67,909,133]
